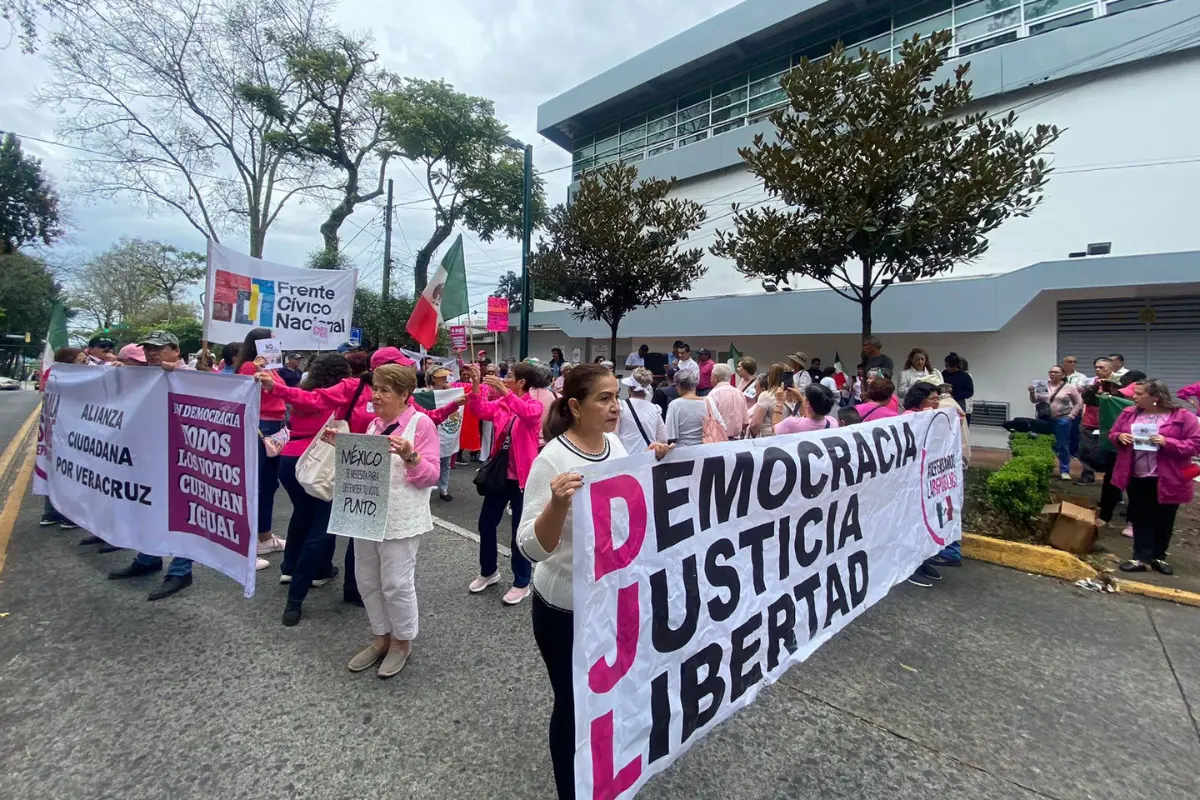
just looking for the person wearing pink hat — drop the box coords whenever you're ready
[370,346,417,370]
[117,344,146,365]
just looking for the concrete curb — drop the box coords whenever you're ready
[962,533,1200,608]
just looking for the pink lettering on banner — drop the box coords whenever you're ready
[588,582,640,693]
[590,474,647,581]
[590,710,642,800]
[166,392,251,556]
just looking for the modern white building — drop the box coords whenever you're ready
[513,0,1200,422]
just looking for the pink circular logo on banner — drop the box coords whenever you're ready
[918,410,960,546]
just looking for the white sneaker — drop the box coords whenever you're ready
[1059,472,1071,481]
[279,574,292,584]
[469,573,500,593]
[502,585,531,605]
[255,557,270,571]
[257,535,286,555]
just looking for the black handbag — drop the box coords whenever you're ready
[474,419,516,496]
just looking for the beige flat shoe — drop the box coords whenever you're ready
[348,644,387,673]
[377,646,411,679]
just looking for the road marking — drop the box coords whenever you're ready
[0,435,37,577]
[433,515,511,558]
[0,402,41,484]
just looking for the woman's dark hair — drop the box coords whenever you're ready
[219,342,240,367]
[903,383,939,411]
[551,347,564,361]
[508,362,540,391]
[904,348,931,371]
[837,407,862,427]
[545,364,612,440]
[804,383,836,416]
[1119,370,1147,387]
[301,352,351,391]
[233,327,274,371]
[865,377,894,403]
[593,356,604,364]
[54,347,83,364]
[343,351,370,376]
[944,352,962,370]
[821,365,837,378]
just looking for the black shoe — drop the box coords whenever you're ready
[440,493,453,502]
[39,516,64,527]
[343,592,365,607]
[927,555,961,568]
[96,544,122,554]
[919,563,943,581]
[282,602,302,626]
[147,574,192,600]
[59,521,79,531]
[1150,559,1174,576]
[78,535,103,546]
[312,566,339,588]
[1118,559,1148,573]
[907,570,933,588]
[108,561,162,580]
[1073,477,1096,486]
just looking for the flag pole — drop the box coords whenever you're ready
[467,312,476,363]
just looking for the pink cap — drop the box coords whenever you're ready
[369,346,416,370]
[1119,383,1137,398]
[118,344,146,363]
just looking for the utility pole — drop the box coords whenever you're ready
[519,143,533,360]
[381,179,394,346]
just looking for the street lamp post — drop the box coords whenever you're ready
[501,135,534,360]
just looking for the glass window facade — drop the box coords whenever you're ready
[570,0,1171,178]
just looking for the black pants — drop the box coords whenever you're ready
[532,593,575,800]
[1126,477,1179,562]
[1098,461,1124,524]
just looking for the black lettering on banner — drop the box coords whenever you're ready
[651,555,700,653]
[777,517,791,581]
[848,550,870,607]
[698,451,754,531]
[839,494,863,550]
[680,642,725,745]
[796,440,828,499]
[729,614,764,702]
[738,521,774,596]
[792,573,821,639]
[823,435,854,490]
[902,422,919,465]
[794,508,822,568]
[872,426,895,473]
[755,447,796,511]
[703,538,739,623]
[823,563,850,628]
[653,460,695,552]
[767,593,798,671]
[852,432,878,483]
[824,499,839,556]
[649,672,671,764]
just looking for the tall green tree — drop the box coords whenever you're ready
[350,286,449,353]
[711,31,1060,342]
[530,163,707,359]
[68,239,202,330]
[377,78,547,293]
[0,133,63,254]
[492,269,550,316]
[0,252,62,373]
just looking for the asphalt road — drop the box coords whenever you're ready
[1,394,1199,799]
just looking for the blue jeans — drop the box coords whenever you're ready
[135,551,193,578]
[939,541,962,562]
[258,420,283,534]
[438,456,452,496]
[277,455,335,603]
[1052,417,1072,474]
[478,478,530,588]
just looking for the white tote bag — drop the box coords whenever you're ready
[296,413,346,501]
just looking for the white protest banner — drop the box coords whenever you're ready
[399,347,461,383]
[34,364,261,596]
[205,240,357,350]
[255,338,283,370]
[328,433,392,541]
[570,410,963,798]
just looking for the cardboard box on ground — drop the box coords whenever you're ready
[1043,501,1099,555]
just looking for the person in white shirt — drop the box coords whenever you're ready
[624,344,649,371]
[674,343,699,381]
[665,370,725,446]
[1109,353,1129,379]
[617,367,667,454]
[1061,355,1090,388]
[786,351,813,389]
[518,365,671,800]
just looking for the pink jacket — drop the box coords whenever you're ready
[271,377,374,457]
[367,408,440,489]
[1108,406,1200,504]
[468,389,544,489]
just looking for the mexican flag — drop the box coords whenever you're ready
[832,351,848,389]
[411,387,466,458]
[40,301,69,389]
[726,342,741,371]
[406,234,469,349]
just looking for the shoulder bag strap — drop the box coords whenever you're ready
[861,404,884,421]
[626,398,651,446]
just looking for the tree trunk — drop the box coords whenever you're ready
[320,166,362,256]
[608,312,622,370]
[414,222,454,295]
[860,258,874,363]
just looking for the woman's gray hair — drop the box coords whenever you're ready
[630,366,653,392]
[711,363,733,384]
[675,370,699,392]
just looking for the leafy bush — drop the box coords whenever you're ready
[1009,432,1055,459]
[987,448,1053,522]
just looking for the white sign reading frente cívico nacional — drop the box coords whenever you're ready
[205,241,357,350]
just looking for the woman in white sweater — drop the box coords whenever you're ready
[897,347,944,399]
[517,365,671,799]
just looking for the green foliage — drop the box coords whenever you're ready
[492,269,550,315]
[376,78,548,292]
[0,133,63,254]
[711,29,1060,340]
[70,238,205,329]
[351,286,451,353]
[307,247,353,270]
[530,163,707,358]
[987,446,1054,523]
[0,251,62,372]
[1008,432,1056,461]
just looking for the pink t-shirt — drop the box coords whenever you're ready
[774,415,839,435]
[855,401,898,421]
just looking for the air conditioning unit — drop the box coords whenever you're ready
[971,401,1010,428]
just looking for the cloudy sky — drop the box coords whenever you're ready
[0,0,744,316]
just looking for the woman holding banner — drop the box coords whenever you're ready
[336,364,440,678]
[518,364,672,799]
[235,327,287,564]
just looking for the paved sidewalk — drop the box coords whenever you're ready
[1,477,1198,799]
